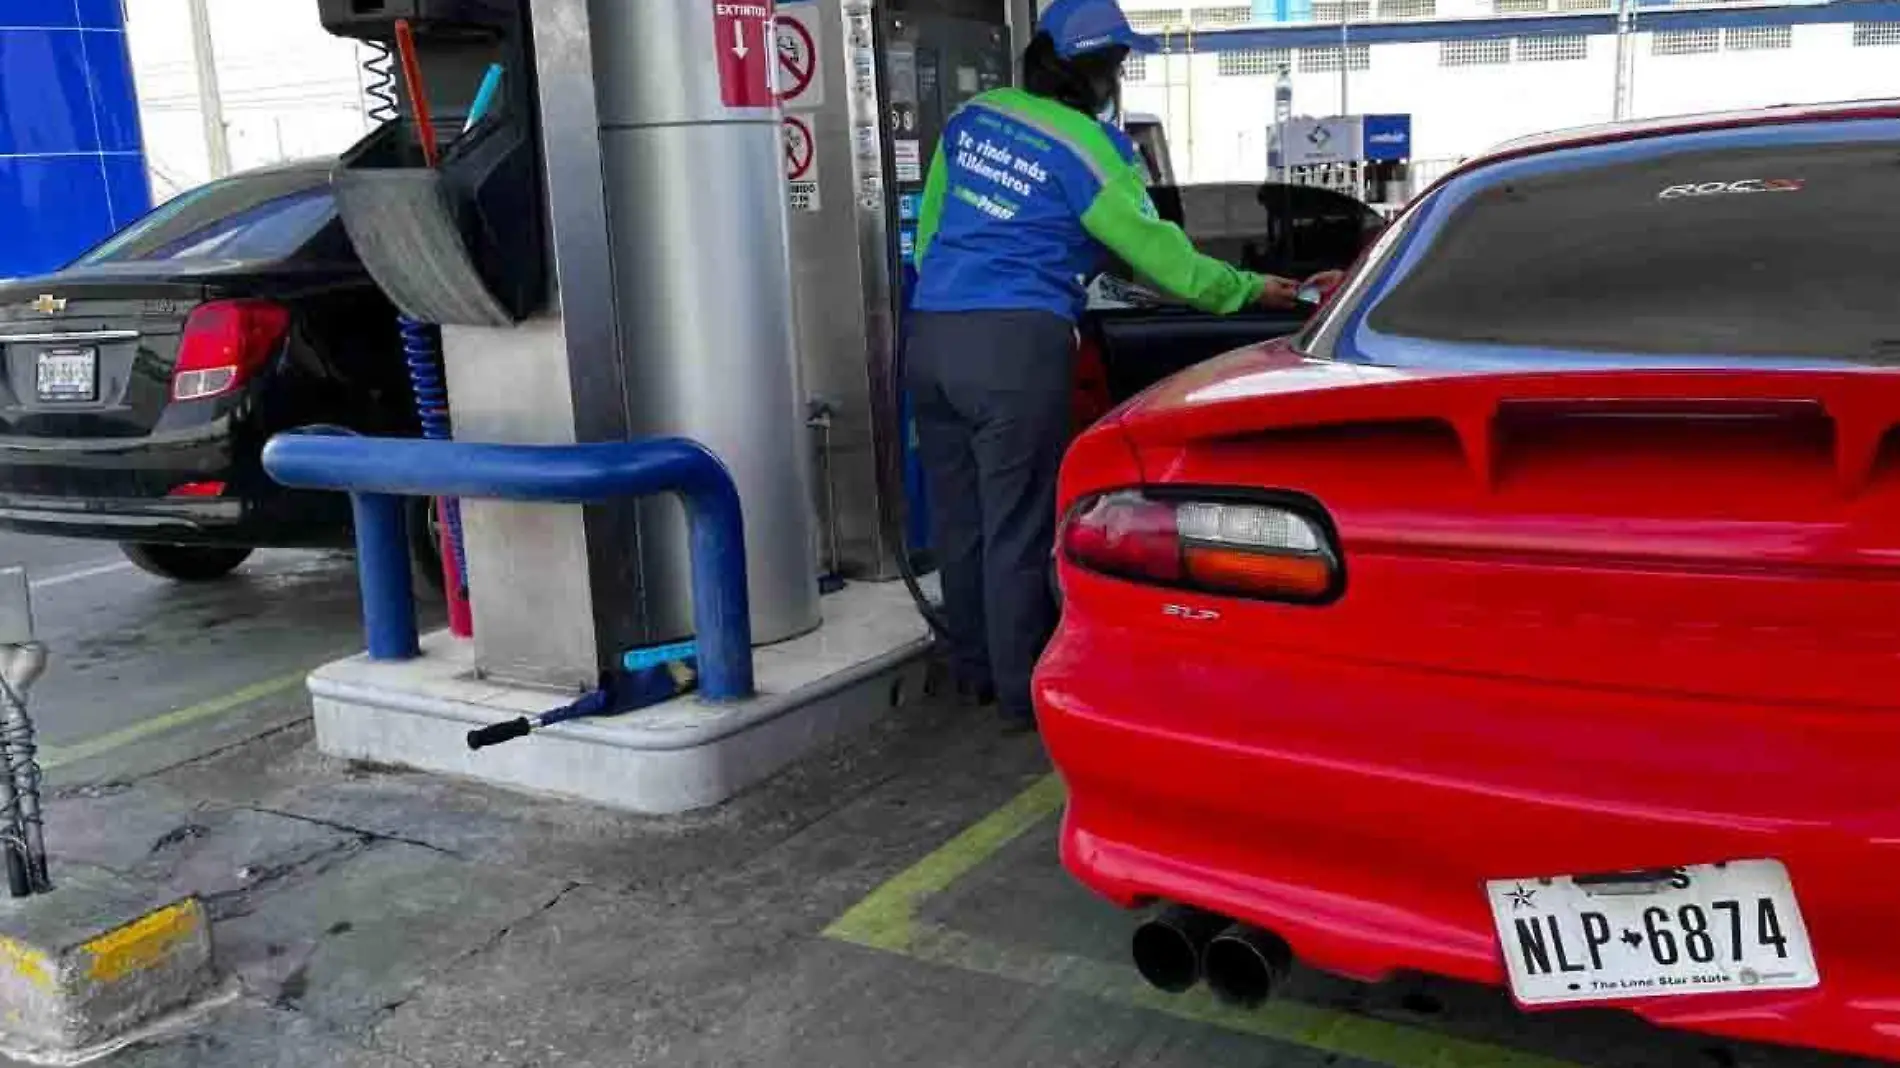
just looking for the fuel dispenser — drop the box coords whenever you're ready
[781,0,1024,588]
[316,0,823,692]
[278,0,1036,811]
[885,11,1012,559]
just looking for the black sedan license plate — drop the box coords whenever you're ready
[36,347,97,401]
[1487,859,1819,1005]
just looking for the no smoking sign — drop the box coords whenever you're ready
[782,115,815,180]
[774,4,825,110]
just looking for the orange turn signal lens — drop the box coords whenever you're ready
[1183,545,1335,600]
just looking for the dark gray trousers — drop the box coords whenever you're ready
[904,309,1074,721]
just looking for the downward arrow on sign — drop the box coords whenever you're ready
[732,21,749,58]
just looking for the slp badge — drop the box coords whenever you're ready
[899,227,916,265]
[897,193,921,222]
[31,295,65,315]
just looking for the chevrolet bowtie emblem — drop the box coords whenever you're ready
[31,295,65,315]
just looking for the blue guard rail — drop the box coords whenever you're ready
[261,434,755,702]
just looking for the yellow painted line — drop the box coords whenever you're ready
[82,899,205,983]
[823,774,1588,1068]
[39,670,311,771]
[824,772,1067,952]
[0,935,55,992]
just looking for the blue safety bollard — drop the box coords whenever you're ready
[351,492,420,661]
[262,435,754,701]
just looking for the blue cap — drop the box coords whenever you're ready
[1038,0,1161,59]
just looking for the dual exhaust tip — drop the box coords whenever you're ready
[1132,904,1293,1007]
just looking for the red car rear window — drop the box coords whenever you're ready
[1365,139,1900,364]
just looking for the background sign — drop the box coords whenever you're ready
[714,0,775,109]
[774,5,825,109]
[1280,116,1364,167]
[1361,114,1413,161]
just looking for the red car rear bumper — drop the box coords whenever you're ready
[1034,613,1900,1061]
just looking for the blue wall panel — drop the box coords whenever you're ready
[0,0,150,279]
[76,0,125,29]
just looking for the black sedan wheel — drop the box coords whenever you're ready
[120,543,253,582]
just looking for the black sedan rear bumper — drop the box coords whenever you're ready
[0,420,352,548]
[0,493,245,542]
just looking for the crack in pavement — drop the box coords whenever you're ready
[363,879,588,1034]
[205,836,374,921]
[237,805,465,860]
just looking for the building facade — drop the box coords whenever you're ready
[1118,0,1900,183]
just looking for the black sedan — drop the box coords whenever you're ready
[0,160,436,582]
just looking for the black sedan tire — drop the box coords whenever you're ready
[120,543,253,582]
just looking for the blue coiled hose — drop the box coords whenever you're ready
[400,315,468,592]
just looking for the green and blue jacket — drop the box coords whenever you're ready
[912,87,1267,323]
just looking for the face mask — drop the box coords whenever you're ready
[1097,100,1118,123]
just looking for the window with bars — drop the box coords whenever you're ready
[1724,26,1791,49]
[1440,38,1511,65]
[1191,4,1254,26]
[1126,8,1186,30]
[1123,55,1149,81]
[1516,34,1587,60]
[1298,44,1371,71]
[1377,0,1437,18]
[1216,48,1292,75]
[1492,0,1549,13]
[1312,0,1372,19]
[1652,29,1719,54]
[1852,21,1900,45]
[1553,0,1612,11]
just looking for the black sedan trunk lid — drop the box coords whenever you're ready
[0,277,208,439]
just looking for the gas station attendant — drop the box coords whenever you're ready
[905,0,1336,732]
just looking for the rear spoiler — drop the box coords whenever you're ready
[1120,359,1900,495]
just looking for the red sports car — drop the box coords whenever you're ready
[1037,99,1900,1060]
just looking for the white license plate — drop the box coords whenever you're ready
[36,348,96,400]
[1486,859,1819,1006]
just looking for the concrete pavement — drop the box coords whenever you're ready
[0,531,1882,1068]
[22,692,1888,1068]
[0,533,432,774]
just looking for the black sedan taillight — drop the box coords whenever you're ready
[1060,490,1342,603]
[171,299,291,402]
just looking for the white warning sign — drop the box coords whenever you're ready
[893,139,922,182]
[783,114,821,213]
[774,4,825,110]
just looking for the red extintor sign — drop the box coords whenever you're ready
[713,0,776,109]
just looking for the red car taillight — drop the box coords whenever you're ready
[1060,490,1342,603]
[171,299,291,403]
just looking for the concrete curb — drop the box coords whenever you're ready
[0,866,214,1054]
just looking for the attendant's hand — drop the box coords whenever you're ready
[1255,276,1300,310]
[1298,270,1348,304]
